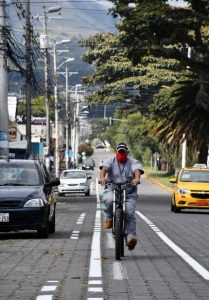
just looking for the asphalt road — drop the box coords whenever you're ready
[0,148,209,300]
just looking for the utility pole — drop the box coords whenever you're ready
[43,9,50,157]
[39,6,62,168]
[59,63,77,169]
[53,42,59,178]
[52,40,71,177]
[65,65,69,169]
[25,0,32,158]
[0,0,8,159]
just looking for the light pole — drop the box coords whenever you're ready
[73,84,82,165]
[58,58,77,169]
[53,40,71,178]
[40,6,62,159]
[64,62,77,169]
[0,1,8,158]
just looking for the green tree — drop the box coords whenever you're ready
[80,33,180,106]
[109,0,209,155]
[81,0,209,164]
[17,96,55,119]
[78,143,94,157]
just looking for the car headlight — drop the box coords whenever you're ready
[24,198,45,207]
[178,187,188,194]
[80,182,87,186]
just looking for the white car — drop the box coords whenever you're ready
[58,169,91,196]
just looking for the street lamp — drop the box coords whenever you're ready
[72,84,83,165]
[39,5,62,161]
[53,40,71,178]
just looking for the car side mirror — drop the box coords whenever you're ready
[46,179,60,187]
[87,176,92,179]
[169,178,177,184]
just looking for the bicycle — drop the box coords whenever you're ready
[108,181,132,260]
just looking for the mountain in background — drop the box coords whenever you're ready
[12,0,117,39]
[7,1,118,118]
[8,0,117,91]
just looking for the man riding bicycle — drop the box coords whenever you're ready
[100,142,144,250]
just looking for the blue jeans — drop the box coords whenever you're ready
[102,189,137,238]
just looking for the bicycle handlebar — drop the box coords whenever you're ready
[98,180,140,186]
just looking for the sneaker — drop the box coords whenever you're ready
[127,237,137,250]
[104,219,112,229]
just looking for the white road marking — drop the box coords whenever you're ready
[89,280,102,285]
[41,286,57,292]
[87,298,103,300]
[87,179,104,299]
[76,213,86,224]
[89,212,102,278]
[70,230,80,240]
[36,281,59,300]
[88,287,103,292]
[136,211,209,280]
[36,296,53,300]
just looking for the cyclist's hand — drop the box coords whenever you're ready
[99,178,107,186]
[131,178,140,186]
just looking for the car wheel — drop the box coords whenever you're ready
[49,211,55,234]
[85,189,90,196]
[37,219,49,238]
[174,203,181,213]
[171,199,174,212]
[58,192,65,197]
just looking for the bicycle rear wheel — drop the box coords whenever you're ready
[112,214,116,237]
[115,208,123,260]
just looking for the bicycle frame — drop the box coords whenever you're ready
[113,184,126,215]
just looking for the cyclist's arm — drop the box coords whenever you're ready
[100,166,109,185]
[132,169,141,185]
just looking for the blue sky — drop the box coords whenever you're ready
[168,0,187,7]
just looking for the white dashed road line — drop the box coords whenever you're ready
[76,212,86,224]
[136,211,209,280]
[87,179,104,300]
[36,281,59,300]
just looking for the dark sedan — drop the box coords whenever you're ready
[0,159,60,238]
[82,158,94,170]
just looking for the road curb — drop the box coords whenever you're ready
[146,176,172,192]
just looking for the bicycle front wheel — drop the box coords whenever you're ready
[115,208,123,260]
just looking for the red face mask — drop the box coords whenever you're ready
[116,152,128,163]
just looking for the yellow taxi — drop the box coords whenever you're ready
[169,166,209,213]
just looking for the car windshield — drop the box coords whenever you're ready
[180,170,209,182]
[0,163,40,186]
[61,171,86,179]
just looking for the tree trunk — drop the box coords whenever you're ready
[198,142,208,164]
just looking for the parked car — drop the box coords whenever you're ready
[82,158,94,170]
[95,144,105,149]
[58,169,91,196]
[0,159,60,238]
[169,167,209,213]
